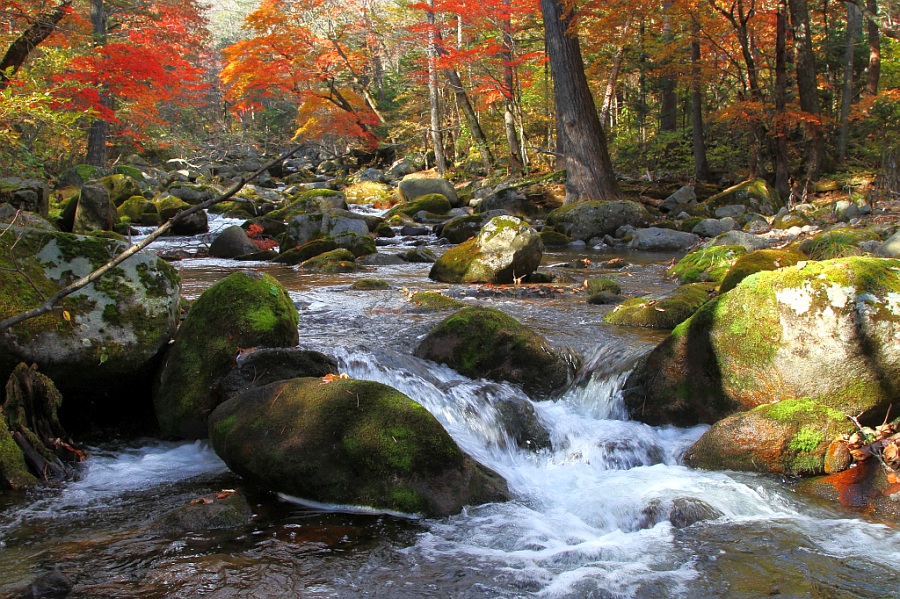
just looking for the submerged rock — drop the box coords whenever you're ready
[150,490,253,536]
[208,377,509,517]
[154,272,299,439]
[624,257,900,426]
[414,306,573,398]
[429,216,542,284]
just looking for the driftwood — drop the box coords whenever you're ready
[0,144,305,333]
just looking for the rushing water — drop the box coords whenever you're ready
[2,215,899,598]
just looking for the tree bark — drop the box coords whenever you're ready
[658,2,678,132]
[600,20,631,128]
[775,0,791,200]
[690,18,711,182]
[865,0,880,96]
[540,0,618,203]
[788,0,825,180]
[838,2,861,163]
[502,0,525,175]
[426,0,447,175]
[0,1,72,91]
[85,0,108,167]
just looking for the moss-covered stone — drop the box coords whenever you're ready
[545,200,650,241]
[0,412,36,489]
[300,248,360,273]
[208,377,509,516]
[273,239,339,265]
[585,277,621,295]
[679,217,704,232]
[703,178,783,216]
[267,189,347,222]
[539,230,572,247]
[407,291,467,312]
[154,272,299,439]
[350,279,390,291]
[117,196,159,226]
[799,229,881,260]
[385,193,452,220]
[668,245,747,284]
[98,174,141,206]
[414,306,573,398]
[772,210,813,230]
[719,247,806,293]
[624,257,900,426]
[344,181,394,206]
[605,283,718,329]
[685,398,850,476]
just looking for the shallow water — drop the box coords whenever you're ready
[1,215,899,598]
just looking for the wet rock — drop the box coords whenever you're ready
[149,490,253,536]
[639,497,723,530]
[494,397,551,451]
[624,257,900,426]
[399,247,437,263]
[281,212,375,257]
[209,377,510,517]
[627,227,699,252]
[218,348,337,400]
[405,291,467,312]
[796,459,900,519]
[154,272,299,439]
[19,567,72,598]
[398,174,460,207]
[209,225,260,258]
[414,306,573,398]
[546,200,650,241]
[605,283,718,329]
[301,248,360,273]
[429,216,542,284]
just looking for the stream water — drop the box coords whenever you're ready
[1,215,899,598]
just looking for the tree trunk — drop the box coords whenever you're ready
[540,0,618,203]
[838,2,861,163]
[502,0,525,175]
[866,0,881,96]
[600,20,631,128]
[690,18,711,182]
[443,67,495,172]
[0,1,72,91]
[775,0,791,200]
[85,0,108,167]
[788,0,825,180]
[426,1,447,175]
[659,3,678,132]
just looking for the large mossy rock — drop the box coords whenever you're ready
[385,193,453,221]
[280,212,374,256]
[799,228,881,260]
[546,200,650,241]
[414,306,572,398]
[429,216,543,284]
[208,377,509,516]
[684,398,850,476]
[0,227,181,394]
[267,189,348,221]
[0,178,49,217]
[668,245,746,284]
[604,283,718,329]
[98,174,142,206]
[623,257,900,426]
[397,174,459,207]
[73,184,115,233]
[154,272,299,439]
[719,247,806,293]
[703,178,783,216]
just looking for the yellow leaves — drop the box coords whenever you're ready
[321,373,350,384]
[62,310,71,322]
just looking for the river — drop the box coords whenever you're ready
[1,215,899,598]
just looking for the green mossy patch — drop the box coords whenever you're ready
[407,291,467,312]
[0,413,37,489]
[300,248,359,273]
[605,283,718,329]
[154,272,299,439]
[585,277,621,295]
[274,238,338,265]
[799,229,881,260]
[385,193,452,219]
[428,237,477,281]
[719,248,806,293]
[668,245,747,284]
[772,210,813,230]
[350,279,390,291]
[538,230,571,247]
[703,178,783,215]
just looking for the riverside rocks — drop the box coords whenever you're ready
[208,377,510,517]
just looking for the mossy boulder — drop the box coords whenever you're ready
[343,182,394,207]
[623,257,900,426]
[539,230,572,247]
[546,200,650,241]
[0,177,49,217]
[585,277,621,295]
[154,272,299,439]
[438,214,485,244]
[406,291,467,312]
[98,174,141,206]
[429,216,543,284]
[719,248,806,293]
[117,196,160,226]
[73,184,115,233]
[267,189,348,221]
[218,347,337,401]
[385,193,453,221]
[685,398,851,476]
[799,229,881,260]
[703,178,783,216]
[208,377,509,517]
[397,175,459,207]
[605,283,718,329]
[281,212,374,256]
[273,239,339,265]
[668,245,747,284]
[167,182,218,205]
[0,227,181,398]
[772,210,813,230]
[414,306,573,398]
[301,248,360,273]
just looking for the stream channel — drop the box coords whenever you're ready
[2,214,900,598]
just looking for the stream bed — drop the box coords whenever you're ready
[2,216,899,598]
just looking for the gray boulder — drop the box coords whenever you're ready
[705,229,771,252]
[691,217,738,238]
[73,184,115,233]
[209,225,260,258]
[398,175,460,207]
[880,230,900,257]
[627,227,699,251]
[546,200,650,241]
[659,185,697,213]
[0,178,49,216]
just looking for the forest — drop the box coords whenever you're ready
[1,0,899,200]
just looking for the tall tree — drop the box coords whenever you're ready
[540,0,618,203]
[0,0,72,91]
[690,15,711,182]
[85,0,108,166]
[426,0,447,174]
[787,0,824,180]
[865,0,880,96]
[837,2,861,162]
[774,0,790,199]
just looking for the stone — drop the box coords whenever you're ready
[438,214,485,244]
[546,200,650,241]
[714,204,746,218]
[832,200,860,223]
[208,377,510,517]
[718,247,807,293]
[881,230,900,258]
[209,225,260,258]
[154,272,299,439]
[706,229,771,252]
[398,174,460,207]
[0,178,49,217]
[691,217,738,238]
[414,306,573,398]
[150,490,253,536]
[668,245,746,284]
[623,257,900,426]
[772,210,813,230]
[627,227,699,252]
[73,184,115,233]
[659,185,697,213]
[477,187,540,218]
[429,216,543,284]
[604,283,718,329]
[703,178,783,216]
[281,212,374,256]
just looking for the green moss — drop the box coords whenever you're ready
[585,277,621,295]
[538,230,571,247]
[679,217,704,232]
[605,283,717,329]
[387,486,426,513]
[0,414,37,489]
[789,426,826,453]
[54,232,120,269]
[385,193,452,218]
[136,260,180,298]
[350,279,390,290]
[772,211,813,230]
[408,291,466,311]
[274,239,338,265]
[719,248,806,293]
[704,178,782,214]
[668,245,747,284]
[428,237,477,282]
[300,248,359,273]
[799,229,880,260]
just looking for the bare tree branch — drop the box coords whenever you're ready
[0,144,305,333]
